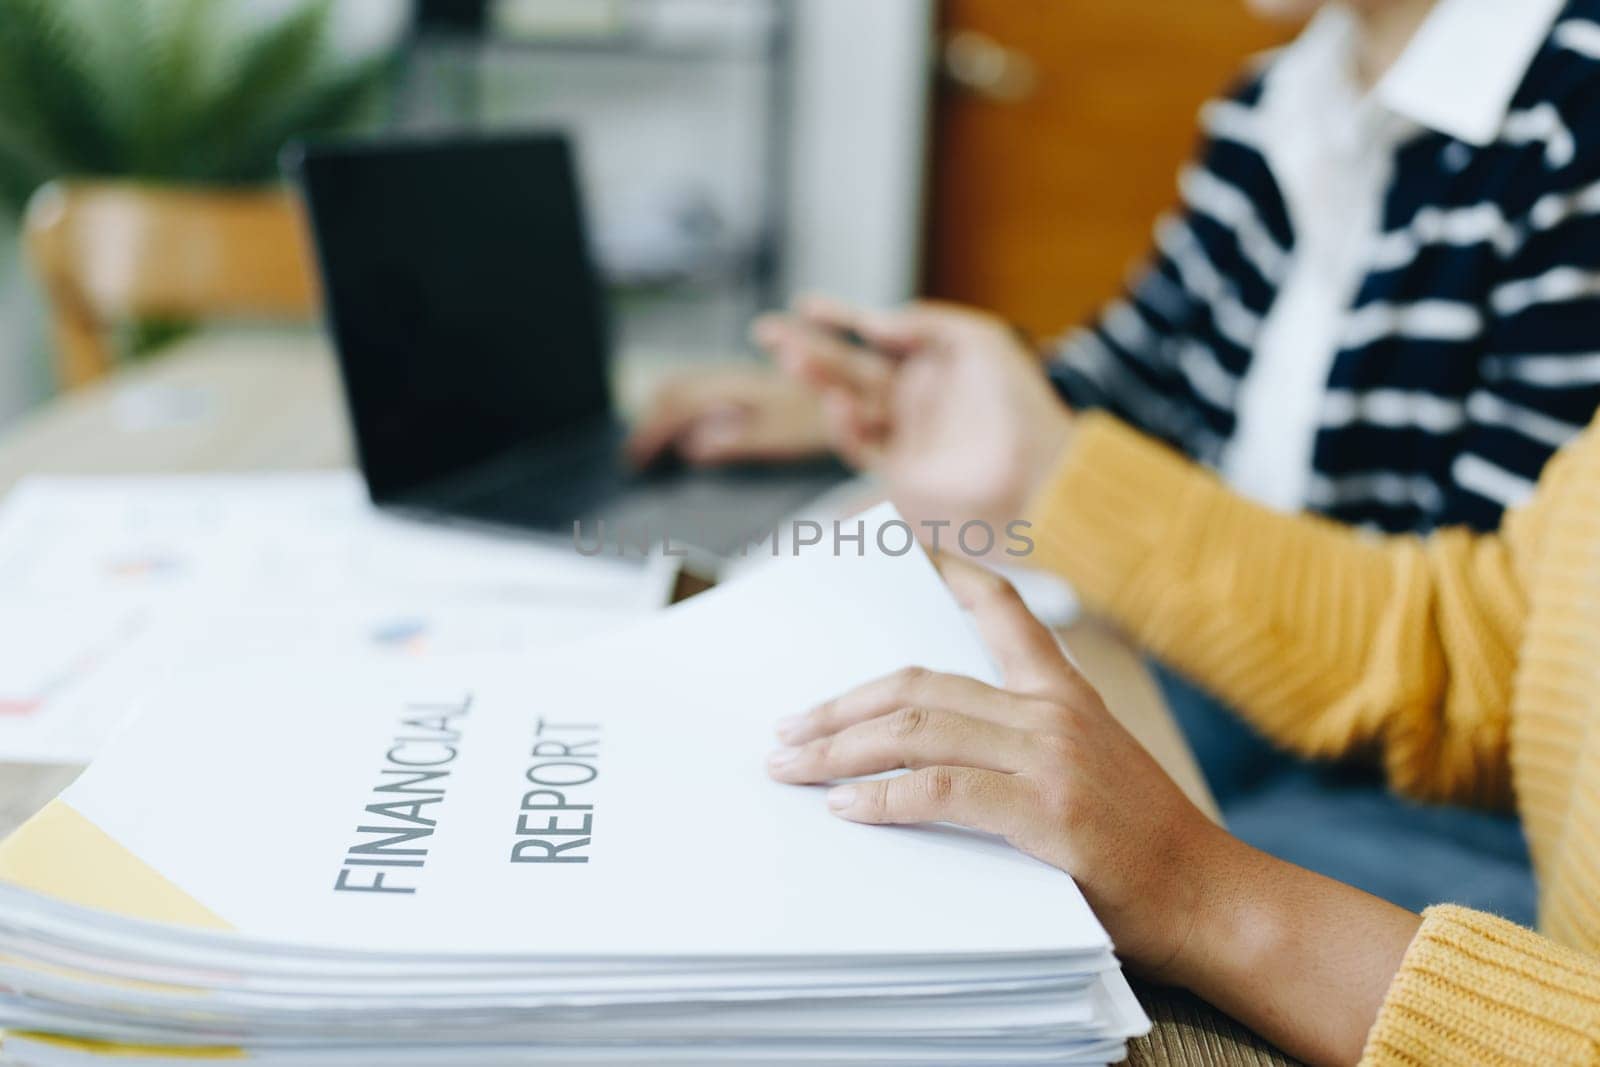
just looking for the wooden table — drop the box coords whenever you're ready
[0,333,1294,1066]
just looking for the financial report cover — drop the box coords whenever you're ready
[1,509,1114,963]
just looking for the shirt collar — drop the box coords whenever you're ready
[1375,0,1565,146]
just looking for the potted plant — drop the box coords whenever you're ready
[0,0,397,402]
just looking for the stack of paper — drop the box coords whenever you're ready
[0,507,1148,1064]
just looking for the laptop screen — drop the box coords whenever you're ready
[291,132,612,502]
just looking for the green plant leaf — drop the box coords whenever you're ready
[0,0,119,172]
[125,0,220,176]
[0,131,56,214]
[216,51,396,183]
[79,0,158,162]
[0,0,396,212]
[181,1,332,181]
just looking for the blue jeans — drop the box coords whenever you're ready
[1156,666,1538,925]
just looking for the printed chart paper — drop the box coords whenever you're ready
[0,473,675,763]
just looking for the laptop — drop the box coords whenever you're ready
[284,131,844,558]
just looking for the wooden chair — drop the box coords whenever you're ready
[22,181,321,390]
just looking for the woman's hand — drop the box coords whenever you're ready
[754,297,1074,537]
[625,367,832,468]
[768,554,1423,1067]
[766,553,1223,976]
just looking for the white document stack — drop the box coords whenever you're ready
[0,506,1149,1065]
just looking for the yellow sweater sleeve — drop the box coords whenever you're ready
[1363,906,1600,1065]
[1026,412,1560,808]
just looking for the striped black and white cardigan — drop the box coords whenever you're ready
[1049,1,1600,533]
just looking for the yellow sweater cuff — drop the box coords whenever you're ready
[1363,905,1600,1066]
[1023,411,1215,616]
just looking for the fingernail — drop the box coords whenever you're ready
[767,747,800,769]
[826,785,857,811]
[775,715,804,741]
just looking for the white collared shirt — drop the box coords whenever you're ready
[1220,0,1565,512]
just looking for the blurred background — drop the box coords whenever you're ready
[0,0,1286,427]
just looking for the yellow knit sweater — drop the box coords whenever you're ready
[1027,411,1600,1065]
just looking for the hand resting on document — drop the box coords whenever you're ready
[767,554,1213,977]
[768,555,1422,1067]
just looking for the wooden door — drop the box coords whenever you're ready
[922,2,1291,338]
